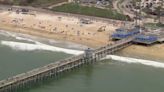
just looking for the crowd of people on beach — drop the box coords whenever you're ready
[0,7,127,46]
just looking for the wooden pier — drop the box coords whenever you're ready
[0,37,135,92]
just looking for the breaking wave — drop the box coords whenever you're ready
[15,36,37,43]
[0,30,85,55]
[1,41,84,55]
[0,30,37,43]
[104,55,164,68]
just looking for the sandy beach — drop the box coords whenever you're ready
[120,44,164,61]
[0,9,164,60]
[0,10,120,47]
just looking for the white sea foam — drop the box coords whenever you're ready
[0,30,36,43]
[15,36,36,43]
[0,30,88,49]
[0,30,87,54]
[1,41,84,55]
[104,55,164,68]
[0,30,12,37]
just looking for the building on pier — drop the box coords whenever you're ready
[112,27,164,45]
[112,27,140,40]
[133,34,158,44]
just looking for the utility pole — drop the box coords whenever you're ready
[135,0,142,28]
[135,10,138,26]
[134,0,139,26]
[139,0,141,28]
[157,0,163,24]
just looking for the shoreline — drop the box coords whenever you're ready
[0,24,106,48]
[0,24,164,61]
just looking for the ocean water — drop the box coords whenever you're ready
[0,30,164,92]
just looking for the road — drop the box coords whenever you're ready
[113,0,122,13]
[113,0,135,18]
[47,2,68,9]
[121,0,135,18]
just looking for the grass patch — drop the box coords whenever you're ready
[52,3,128,20]
[145,23,164,29]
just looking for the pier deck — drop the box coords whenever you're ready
[0,36,135,92]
